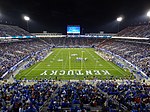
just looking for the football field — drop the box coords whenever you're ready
[16,48,131,80]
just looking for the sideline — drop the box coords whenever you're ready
[95,51,127,76]
[43,51,53,61]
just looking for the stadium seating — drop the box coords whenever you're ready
[96,80,150,112]
[117,25,150,38]
[0,39,51,76]
[42,37,103,47]
[0,23,149,112]
[0,80,149,111]
[0,37,149,78]
[100,40,150,76]
[0,80,58,112]
[0,24,31,37]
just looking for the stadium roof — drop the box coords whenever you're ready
[0,0,150,33]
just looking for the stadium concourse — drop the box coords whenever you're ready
[0,24,150,112]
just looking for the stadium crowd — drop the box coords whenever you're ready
[96,80,150,112]
[0,80,149,112]
[117,25,150,38]
[0,37,104,77]
[100,40,150,76]
[0,24,31,37]
[0,80,58,112]
[0,39,51,77]
[42,37,103,47]
[1,37,149,78]
[0,24,149,112]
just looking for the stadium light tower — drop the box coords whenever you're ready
[117,16,123,32]
[24,16,30,31]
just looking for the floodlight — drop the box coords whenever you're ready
[24,16,30,21]
[147,10,150,17]
[117,17,123,22]
[23,16,30,31]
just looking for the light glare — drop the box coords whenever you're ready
[24,16,30,21]
[117,17,123,22]
[147,11,150,17]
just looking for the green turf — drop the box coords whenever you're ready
[16,48,131,80]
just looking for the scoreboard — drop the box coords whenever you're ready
[67,25,80,34]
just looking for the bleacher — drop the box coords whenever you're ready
[100,40,150,76]
[0,24,31,37]
[0,39,51,77]
[0,23,149,112]
[117,25,150,38]
[0,80,149,112]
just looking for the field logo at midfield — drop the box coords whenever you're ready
[40,70,110,76]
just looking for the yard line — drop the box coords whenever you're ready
[42,52,53,61]
[25,49,61,77]
[85,49,125,75]
[61,49,68,69]
[34,52,53,69]
[50,48,63,61]
[82,48,88,70]
[69,50,71,70]
[25,65,38,76]
[24,60,43,77]
[44,48,63,69]
[61,50,63,69]
[84,48,99,70]
[95,51,127,75]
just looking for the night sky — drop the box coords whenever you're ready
[0,0,150,34]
